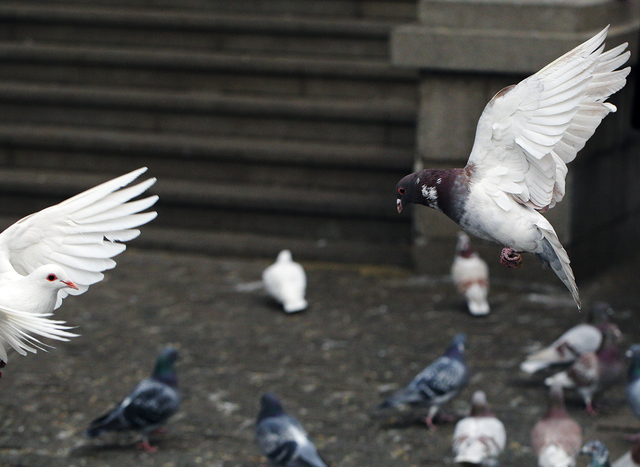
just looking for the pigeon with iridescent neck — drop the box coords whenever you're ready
[396,27,630,309]
[0,168,157,369]
[376,333,468,428]
[86,347,180,452]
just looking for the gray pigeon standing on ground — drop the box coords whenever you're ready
[544,324,624,414]
[520,302,613,374]
[86,347,180,452]
[376,333,468,428]
[531,384,582,467]
[255,393,328,467]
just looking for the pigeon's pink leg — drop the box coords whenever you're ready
[586,402,597,416]
[500,248,522,268]
[0,359,5,379]
[137,438,158,453]
[425,406,439,429]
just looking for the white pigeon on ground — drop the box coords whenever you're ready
[451,231,490,316]
[396,26,631,309]
[262,250,308,313]
[0,167,158,366]
[520,302,613,374]
[452,390,506,466]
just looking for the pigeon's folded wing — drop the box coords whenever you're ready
[0,304,77,361]
[122,380,179,430]
[466,26,630,212]
[0,168,158,307]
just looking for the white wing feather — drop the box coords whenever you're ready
[467,26,630,212]
[0,168,158,308]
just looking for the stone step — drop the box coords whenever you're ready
[0,3,395,59]
[0,42,418,99]
[0,81,416,146]
[0,168,412,265]
[14,0,417,21]
[0,123,413,192]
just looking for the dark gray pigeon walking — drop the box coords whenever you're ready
[376,333,468,428]
[395,27,630,309]
[86,347,180,452]
[255,393,328,467]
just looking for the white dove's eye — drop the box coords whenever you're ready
[47,274,57,281]
[398,187,406,196]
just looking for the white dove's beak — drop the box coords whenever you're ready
[397,199,403,213]
[62,279,79,290]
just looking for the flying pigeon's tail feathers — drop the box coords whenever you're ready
[465,283,490,316]
[0,306,78,361]
[538,444,576,467]
[544,370,575,389]
[537,228,580,309]
[86,409,123,438]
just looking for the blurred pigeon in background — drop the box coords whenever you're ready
[395,27,630,309]
[451,232,490,316]
[0,167,157,367]
[544,324,624,414]
[580,440,611,467]
[452,390,506,466]
[612,441,640,467]
[376,333,468,428]
[255,393,328,467]
[87,347,180,452]
[626,345,640,441]
[531,384,582,467]
[520,302,613,374]
[263,250,308,313]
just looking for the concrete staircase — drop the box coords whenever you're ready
[0,1,418,265]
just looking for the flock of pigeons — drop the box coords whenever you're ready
[0,25,634,466]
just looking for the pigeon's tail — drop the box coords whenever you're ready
[0,306,78,362]
[465,283,490,316]
[520,357,553,375]
[538,444,576,467]
[536,228,580,309]
[86,409,122,438]
[284,299,308,313]
[544,370,575,389]
[454,439,492,465]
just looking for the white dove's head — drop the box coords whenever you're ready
[277,250,292,262]
[30,265,79,291]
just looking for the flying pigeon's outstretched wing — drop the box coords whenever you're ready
[467,26,630,212]
[0,304,77,362]
[0,168,158,307]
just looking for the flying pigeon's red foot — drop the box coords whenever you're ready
[500,248,522,268]
[137,439,158,453]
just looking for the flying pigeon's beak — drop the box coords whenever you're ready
[62,279,79,290]
[396,199,403,214]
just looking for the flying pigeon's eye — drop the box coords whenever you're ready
[47,274,57,282]
[398,187,406,196]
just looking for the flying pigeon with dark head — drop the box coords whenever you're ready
[0,167,157,369]
[86,347,180,452]
[255,393,328,467]
[376,333,468,428]
[396,27,630,309]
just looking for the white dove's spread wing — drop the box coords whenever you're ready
[0,304,77,362]
[0,168,158,307]
[467,26,630,212]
